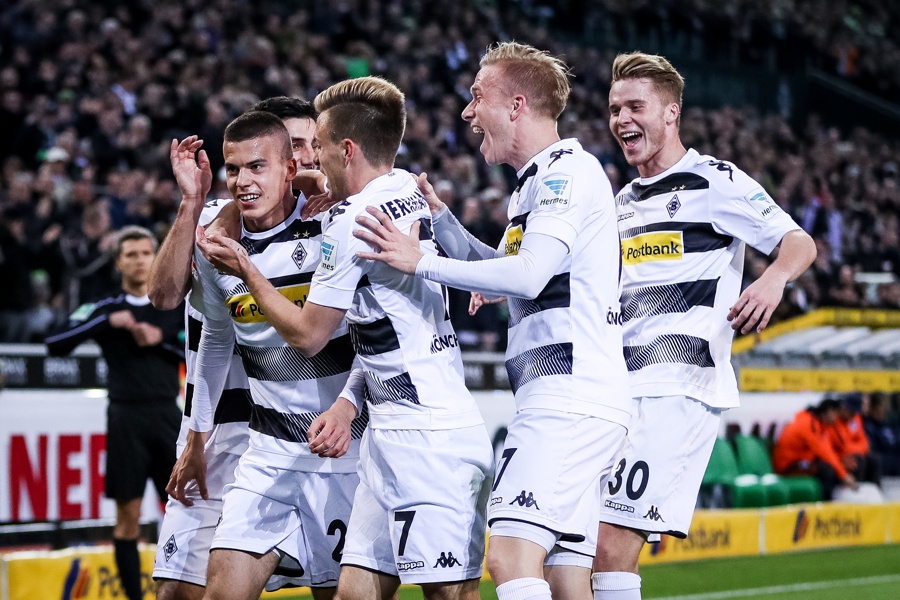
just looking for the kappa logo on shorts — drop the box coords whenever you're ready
[604,499,635,513]
[490,497,503,506]
[433,551,462,568]
[643,505,665,522]
[509,490,540,509]
[163,535,178,562]
[397,561,425,572]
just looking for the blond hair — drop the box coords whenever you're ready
[611,52,685,123]
[480,41,570,120]
[314,77,406,167]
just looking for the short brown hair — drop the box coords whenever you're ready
[114,225,157,258]
[314,77,406,168]
[224,110,292,161]
[480,41,570,120]
[611,52,685,118]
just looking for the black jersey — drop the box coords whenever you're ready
[46,293,184,403]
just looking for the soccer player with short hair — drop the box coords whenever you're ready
[46,225,185,600]
[592,52,816,600]
[196,76,493,600]
[354,42,632,600]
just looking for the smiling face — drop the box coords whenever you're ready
[608,77,680,178]
[283,116,317,170]
[223,133,296,232]
[461,64,515,166]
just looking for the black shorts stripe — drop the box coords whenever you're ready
[363,371,420,405]
[250,402,369,443]
[349,317,400,356]
[187,315,203,353]
[624,334,715,372]
[239,219,322,255]
[620,221,733,253]
[631,173,710,201]
[621,278,719,322]
[508,273,571,327]
[505,342,574,394]
[237,334,354,382]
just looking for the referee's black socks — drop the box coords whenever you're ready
[113,538,143,600]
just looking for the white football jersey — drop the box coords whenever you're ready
[306,169,483,431]
[192,196,363,471]
[616,148,800,408]
[501,139,632,426]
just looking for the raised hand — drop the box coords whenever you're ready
[170,136,212,204]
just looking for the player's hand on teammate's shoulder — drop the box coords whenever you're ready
[196,225,249,277]
[205,201,241,240]
[307,398,357,459]
[412,171,446,215]
[170,135,212,204]
[353,206,424,274]
[295,169,327,204]
[301,190,339,220]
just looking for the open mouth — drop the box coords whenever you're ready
[620,131,642,149]
[238,193,260,204]
[472,126,484,135]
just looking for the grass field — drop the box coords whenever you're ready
[273,544,900,600]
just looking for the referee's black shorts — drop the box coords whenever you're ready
[105,399,181,503]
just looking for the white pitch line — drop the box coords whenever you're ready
[652,574,900,600]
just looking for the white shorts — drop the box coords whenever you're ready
[341,426,492,584]
[153,451,241,586]
[489,408,626,555]
[597,395,721,538]
[211,454,359,588]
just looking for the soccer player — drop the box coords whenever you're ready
[149,97,322,600]
[196,76,493,600]
[46,226,185,600]
[592,52,816,600]
[185,110,365,600]
[352,42,632,600]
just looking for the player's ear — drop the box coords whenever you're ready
[666,102,680,126]
[510,94,526,120]
[342,139,353,165]
[286,157,297,182]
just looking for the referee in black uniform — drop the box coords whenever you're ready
[47,225,184,600]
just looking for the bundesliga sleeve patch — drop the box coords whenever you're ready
[69,302,95,322]
[537,175,573,208]
[744,187,781,220]
[318,236,339,273]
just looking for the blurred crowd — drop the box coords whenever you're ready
[1,0,899,348]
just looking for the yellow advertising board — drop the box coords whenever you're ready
[888,503,900,543]
[638,509,760,565]
[739,368,900,393]
[764,504,888,553]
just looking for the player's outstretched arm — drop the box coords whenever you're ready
[166,429,209,506]
[728,229,816,334]
[196,226,345,356]
[149,136,211,309]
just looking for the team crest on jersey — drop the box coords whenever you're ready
[666,195,681,218]
[621,232,684,265]
[292,242,307,270]
[226,284,310,323]
[745,187,780,220]
[505,225,523,256]
[537,175,572,208]
[318,237,338,273]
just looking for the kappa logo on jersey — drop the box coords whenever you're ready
[397,561,425,572]
[505,225,523,256]
[604,499,635,513]
[621,232,684,265]
[643,505,665,522]
[618,211,635,222]
[227,284,310,323]
[509,490,540,509]
[538,175,572,207]
[163,534,178,562]
[318,237,338,273]
[292,242,307,270]
[433,551,462,568]
[705,159,734,181]
[745,187,780,220]
[548,148,573,166]
[490,497,503,506]
[666,195,681,218]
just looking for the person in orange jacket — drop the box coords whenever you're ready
[827,393,882,485]
[773,398,857,500]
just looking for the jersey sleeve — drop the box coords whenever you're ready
[190,247,229,321]
[189,313,235,433]
[307,208,372,310]
[44,301,113,356]
[524,160,609,250]
[708,168,801,255]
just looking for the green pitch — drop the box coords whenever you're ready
[275,544,900,600]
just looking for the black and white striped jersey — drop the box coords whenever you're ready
[192,196,362,472]
[307,169,483,431]
[501,139,632,426]
[616,148,800,408]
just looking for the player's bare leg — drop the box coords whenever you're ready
[422,578,480,600]
[311,587,338,600]
[592,523,644,600]
[202,548,279,600]
[156,579,204,600]
[545,565,591,600]
[486,536,550,600]
[334,565,400,600]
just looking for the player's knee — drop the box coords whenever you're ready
[594,526,641,573]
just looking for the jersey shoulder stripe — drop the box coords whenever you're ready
[240,219,322,255]
[506,342,574,394]
[630,172,710,201]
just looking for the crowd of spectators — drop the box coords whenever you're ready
[0,0,899,351]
